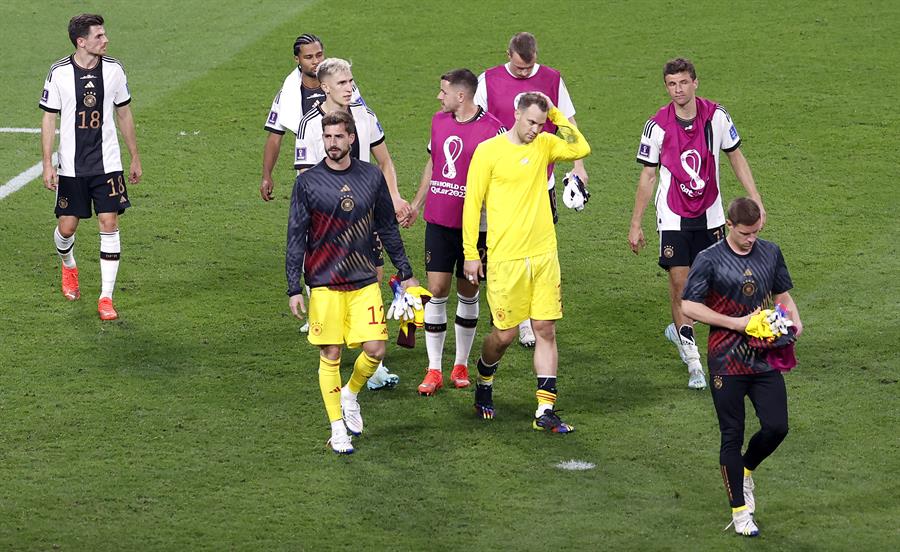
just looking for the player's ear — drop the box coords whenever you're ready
[349,132,356,145]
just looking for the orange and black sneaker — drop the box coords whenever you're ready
[97,297,118,321]
[61,266,80,301]
[450,364,470,388]
[417,369,443,396]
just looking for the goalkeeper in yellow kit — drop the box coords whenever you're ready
[462,92,590,432]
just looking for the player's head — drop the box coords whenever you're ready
[663,58,698,108]
[321,110,356,162]
[293,34,324,79]
[317,58,354,107]
[438,69,478,113]
[513,92,549,144]
[725,197,763,253]
[68,13,107,54]
[506,32,538,79]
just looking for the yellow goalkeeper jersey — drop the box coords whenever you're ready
[462,108,590,262]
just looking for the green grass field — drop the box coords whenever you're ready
[1,1,898,549]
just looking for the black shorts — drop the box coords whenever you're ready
[658,225,725,268]
[548,187,559,225]
[373,232,384,268]
[425,222,487,279]
[55,171,131,219]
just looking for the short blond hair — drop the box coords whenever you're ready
[316,57,352,82]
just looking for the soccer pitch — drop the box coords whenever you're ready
[1,0,898,549]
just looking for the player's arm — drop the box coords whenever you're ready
[373,174,415,282]
[40,110,58,190]
[462,147,489,281]
[371,141,412,226]
[408,158,433,227]
[286,176,310,318]
[725,147,766,226]
[567,116,589,186]
[115,104,142,184]
[547,108,591,162]
[682,300,755,332]
[628,165,657,254]
[261,132,283,201]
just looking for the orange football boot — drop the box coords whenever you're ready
[61,266,80,301]
[417,369,443,396]
[97,297,118,320]
[450,364,470,388]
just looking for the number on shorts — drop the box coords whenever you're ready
[107,174,126,197]
[367,304,385,325]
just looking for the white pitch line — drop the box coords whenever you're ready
[0,128,58,134]
[0,153,56,200]
[555,459,596,471]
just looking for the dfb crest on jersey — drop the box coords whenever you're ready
[83,92,97,108]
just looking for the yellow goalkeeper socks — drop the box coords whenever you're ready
[347,351,380,394]
[318,356,342,422]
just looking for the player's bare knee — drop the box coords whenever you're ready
[531,320,556,342]
[97,214,119,233]
[362,341,385,360]
[319,345,342,361]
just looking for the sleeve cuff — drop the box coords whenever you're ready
[39,104,60,113]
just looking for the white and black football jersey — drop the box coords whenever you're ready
[264,67,363,136]
[39,55,131,177]
[293,102,385,170]
[635,105,741,231]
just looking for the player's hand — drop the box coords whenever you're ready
[736,308,761,334]
[534,91,556,110]
[260,175,275,202]
[129,156,142,184]
[572,164,589,187]
[404,205,419,228]
[400,276,420,290]
[289,293,306,320]
[393,197,412,226]
[628,225,646,254]
[43,165,58,191]
[463,259,483,285]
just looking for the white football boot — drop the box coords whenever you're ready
[664,323,688,362]
[366,362,400,390]
[326,426,354,455]
[726,508,759,537]
[340,386,363,436]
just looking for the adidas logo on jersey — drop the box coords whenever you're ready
[340,185,351,192]
[85,81,95,89]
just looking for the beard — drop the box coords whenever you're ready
[326,146,349,161]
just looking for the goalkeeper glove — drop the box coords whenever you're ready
[562,171,590,211]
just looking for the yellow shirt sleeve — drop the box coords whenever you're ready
[463,141,491,260]
[547,107,591,162]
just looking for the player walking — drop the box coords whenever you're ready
[463,93,590,432]
[408,69,505,396]
[286,111,418,454]
[681,197,802,536]
[40,13,142,320]
[628,58,765,389]
[475,31,588,349]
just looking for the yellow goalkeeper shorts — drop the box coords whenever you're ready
[486,250,562,330]
[307,283,388,347]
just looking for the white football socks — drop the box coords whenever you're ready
[424,296,448,371]
[99,230,121,299]
[54,227,76,268]
[454,291,479,367]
